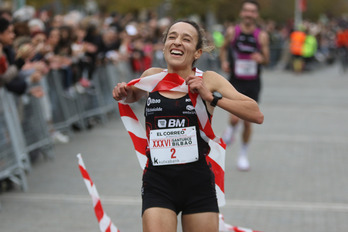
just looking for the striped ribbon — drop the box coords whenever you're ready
[77,153,260,232]
[77,154,120,232]
[219,214,261,232]
[76,68,261,232]
[118,68,226,206]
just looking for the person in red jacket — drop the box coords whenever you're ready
[336,25,348,72]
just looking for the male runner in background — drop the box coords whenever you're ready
[220,0,269,171]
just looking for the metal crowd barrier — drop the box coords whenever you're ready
[0,61,132,193]
[79,62,124,123]
[15,93,54,160]
[46,63,126,132]
[0,88,29,192]
[78,66,110,125]
[46,70,84,132]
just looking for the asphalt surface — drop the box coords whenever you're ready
[1,63,348,232]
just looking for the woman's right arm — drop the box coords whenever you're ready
[112,67,163,103]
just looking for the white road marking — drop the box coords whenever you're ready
[3,193,348,212]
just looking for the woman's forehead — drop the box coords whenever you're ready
[168,22,198,37]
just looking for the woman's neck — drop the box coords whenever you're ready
[167,67,194,80]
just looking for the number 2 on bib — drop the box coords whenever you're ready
[171,148,176,158]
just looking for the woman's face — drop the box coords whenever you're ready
[32,33,46,46]
[47,29,60,46]
[163,22,202,69]
[0,25,15,46]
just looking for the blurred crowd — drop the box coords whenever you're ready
[0,6,171,97]
[262,16,348,72]
[0,6,173,146]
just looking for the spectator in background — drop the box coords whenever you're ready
[45,27,61,70]
[302,26,318,71]
[13,21,31,37]
[336,22,348,72]
[0,8,12,22]
[265,20,284,69]
[12,35,69,144]
[30,30,51,62]
[83,23,100,82]
[0,43,6,75]
[289,27,306,73]
[150,17,169,68]
[54,25,75,96]
[13,36,45,92]
[28,18,46,35]
[98,27,121,64]
[0,17,34,95]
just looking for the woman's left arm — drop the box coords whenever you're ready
[186,71,264,124]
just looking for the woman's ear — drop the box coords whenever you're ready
[194,49,203,60]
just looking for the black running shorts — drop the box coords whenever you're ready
[229,77,261,102]
[141,158,219,215]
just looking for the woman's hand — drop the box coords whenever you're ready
[29,86,44,98]
[16,44,34,60]
[186,75,213,103]
[30,71,43,83]
[113,82,131,101]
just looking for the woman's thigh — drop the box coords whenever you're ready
[182,212,219,232]
[142,207,177,232]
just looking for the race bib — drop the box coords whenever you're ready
[235,59,257,77]
[149,126,199,166]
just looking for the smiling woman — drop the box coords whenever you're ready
[113,19,263,232]
[163,20,214,68]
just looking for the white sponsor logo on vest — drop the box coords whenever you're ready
[147,97,161,106]
[158,118,186,128]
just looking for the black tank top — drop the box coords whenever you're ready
[229,25,261,80]
[144,91,211,167]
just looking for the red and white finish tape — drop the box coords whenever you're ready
[219,214,261,232]
[77,154,120,232]
[77,155,261,232]
[77,69,262,232]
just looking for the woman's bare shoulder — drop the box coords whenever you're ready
[202,70,231,91]
[141,67,165,77]
[202,70,223,79]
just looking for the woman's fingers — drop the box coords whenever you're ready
[113,82,128,101]
[186,75,203,93]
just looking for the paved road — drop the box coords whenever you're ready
[1,64,348,232]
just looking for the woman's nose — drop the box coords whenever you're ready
[173,37,182,46]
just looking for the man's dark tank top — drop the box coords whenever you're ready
[229,25,261,80]
[144,91,210,168]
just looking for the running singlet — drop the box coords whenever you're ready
[144,91,210,167]
[230,25,261,80]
